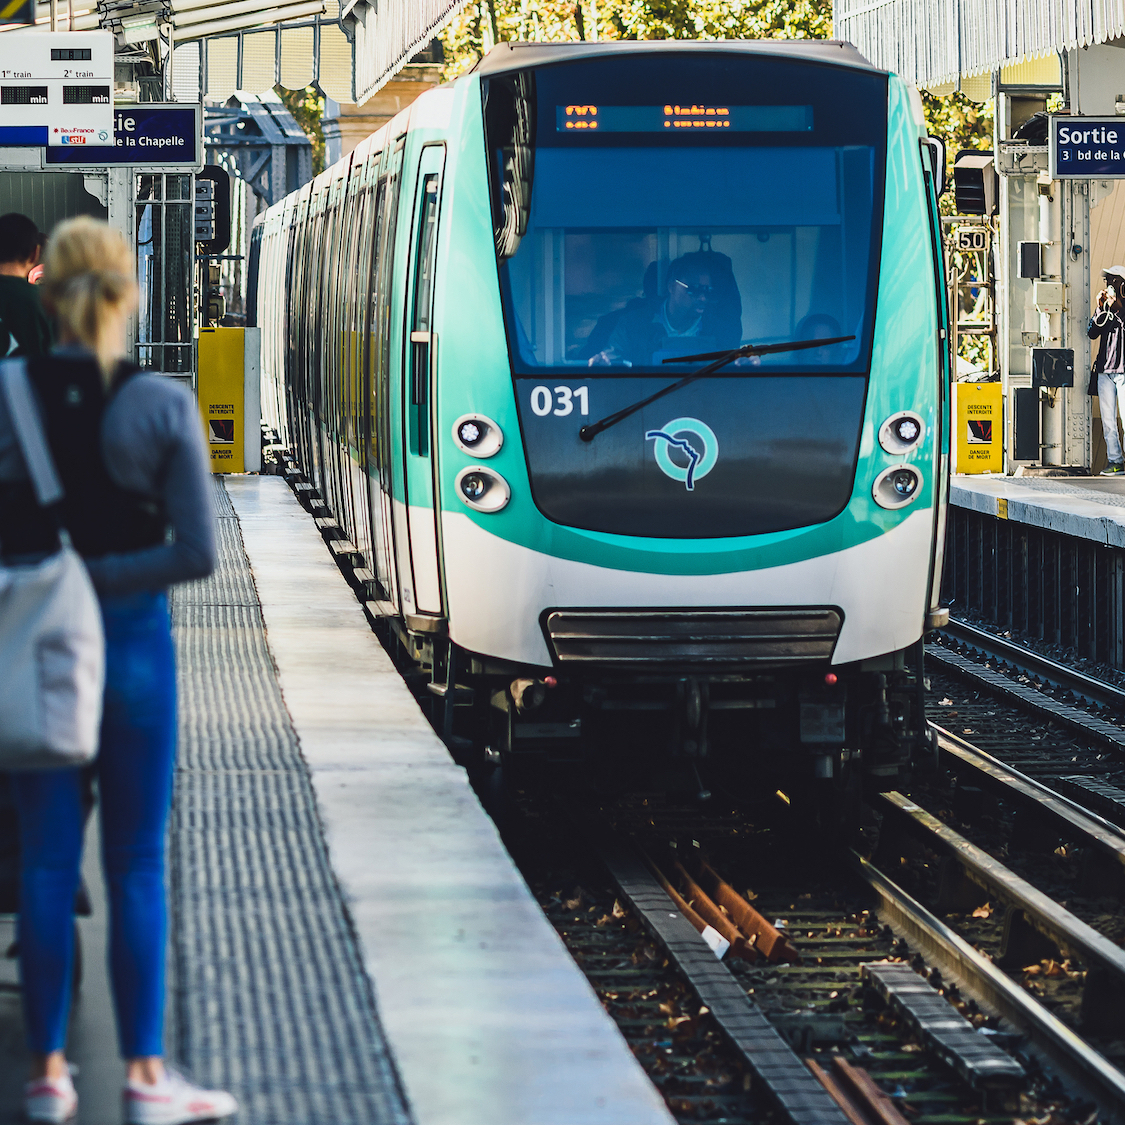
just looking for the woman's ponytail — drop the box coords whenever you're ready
[41,217,137,382]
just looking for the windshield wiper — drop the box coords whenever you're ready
[578,335,855,443]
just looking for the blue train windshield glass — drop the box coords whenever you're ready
[485,54,887,376]
[556,104,814,132]
[504,145,874,370]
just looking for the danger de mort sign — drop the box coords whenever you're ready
[1050,116,1125,178]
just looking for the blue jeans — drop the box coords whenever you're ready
[13,591,176,1058]
[1098,370,1125,463]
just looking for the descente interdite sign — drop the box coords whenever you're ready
[1050,115,1125,178]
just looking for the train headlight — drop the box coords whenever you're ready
[878,411,926,454]
[452,413,503,457]
[872,465,923,509]
[891,469,918,497]
[455,465,511,513]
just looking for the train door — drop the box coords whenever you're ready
[401,144,445,618]
[399,144,445,618]
[343,161,372,572]
[322,192,350,535]
[366,163,401,608]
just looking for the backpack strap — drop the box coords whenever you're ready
[0,310,18,358]
[0,358,64,507]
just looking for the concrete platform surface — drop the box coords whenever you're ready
[951,474,1125,547]
[226,475,673,1125]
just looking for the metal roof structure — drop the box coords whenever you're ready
[3,0,462,103]
[835,0,1125,87]
[205,90,311,204]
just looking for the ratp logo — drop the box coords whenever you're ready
[645,417,718,491]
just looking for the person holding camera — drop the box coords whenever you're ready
[1090,266,1125,475]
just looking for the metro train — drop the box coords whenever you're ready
[250,39,951,814]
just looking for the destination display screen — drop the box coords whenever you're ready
[556,104,814,133]
[63,85,110,104]
[2,86,47,105]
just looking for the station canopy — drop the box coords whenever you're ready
[835,0,1125,99]
[1,0,461,103]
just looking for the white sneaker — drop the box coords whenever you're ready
[123,1068,237,1125]
[24,1072,77,1123]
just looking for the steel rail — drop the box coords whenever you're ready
[929,724,1125,871]
[941,617,1125,713]
[927,643,1125,752]
[851,851,1125,1122]
[877,790,1125,984]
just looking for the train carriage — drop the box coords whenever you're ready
[251,38,951,810]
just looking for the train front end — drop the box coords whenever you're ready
[436,42,949,800]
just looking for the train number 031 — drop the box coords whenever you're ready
[530,385,589,417]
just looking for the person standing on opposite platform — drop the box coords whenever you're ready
[0,217,237,1125]
[1089,265,1125,475]
[0,213,53,358]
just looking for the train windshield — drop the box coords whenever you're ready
[485,54,887,376]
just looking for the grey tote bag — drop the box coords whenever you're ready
[0,360,104,769]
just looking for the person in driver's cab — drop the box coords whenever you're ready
[588,251,741,367]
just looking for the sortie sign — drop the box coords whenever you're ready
[1050,115,1125,179]
[46,103,200,169]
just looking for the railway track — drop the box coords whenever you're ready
[508,791,1100,1125]
[520,638,1125,1125]
[940,617,1125,715]
[873,621,1125,1120]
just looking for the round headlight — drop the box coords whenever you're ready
[878,411,926,454]
[891,469,918,497]
[455,465,511,513]
[894,418,920,443]
[873,465,923,510]
[452,414,503,457]
[461,471,488,500]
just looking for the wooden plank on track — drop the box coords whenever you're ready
[600,842,852,1125]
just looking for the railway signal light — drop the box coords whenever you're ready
[201,261,224,326]
[953,151,997,215]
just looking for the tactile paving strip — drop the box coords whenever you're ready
[168,480,412,1125]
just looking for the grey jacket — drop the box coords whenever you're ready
[0,350,215,594]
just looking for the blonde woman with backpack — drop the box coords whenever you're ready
[0,217,235,1124]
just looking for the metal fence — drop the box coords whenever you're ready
[835,0,1125,86]
[943,504,1125,668]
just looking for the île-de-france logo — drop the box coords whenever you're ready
[645,417,718,491]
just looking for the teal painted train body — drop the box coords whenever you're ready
[252,39,950,798]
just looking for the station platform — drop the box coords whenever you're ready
[951,473,1125,547]
[1,475,672,1125]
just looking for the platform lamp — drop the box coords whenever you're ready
[953,150,997,215]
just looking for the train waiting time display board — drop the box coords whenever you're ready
[1050,116,1125,178]
[0,31,113,147]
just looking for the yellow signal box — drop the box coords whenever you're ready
[197,326,260,474]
